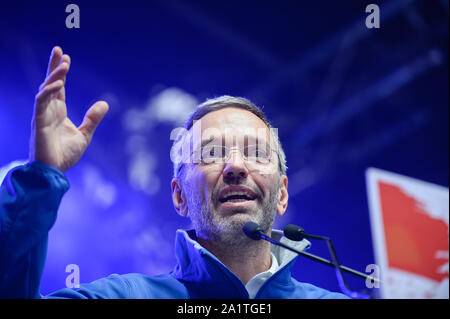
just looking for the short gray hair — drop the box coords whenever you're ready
[172,95,287,181]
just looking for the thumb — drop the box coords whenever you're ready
[78,101,109,143]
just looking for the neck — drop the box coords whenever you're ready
[197,231,273,285]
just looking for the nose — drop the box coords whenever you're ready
[222,148,248,180]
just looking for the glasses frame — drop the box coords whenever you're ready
[195,144,278,164]
[176,144,281,174]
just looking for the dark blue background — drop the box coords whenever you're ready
[0,0,448,297]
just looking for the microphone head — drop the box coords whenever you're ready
[284,224,307,241]
[243,222,264,240]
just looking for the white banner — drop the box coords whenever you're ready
[366,168,449,299]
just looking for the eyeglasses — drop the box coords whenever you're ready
[191,144,278,165]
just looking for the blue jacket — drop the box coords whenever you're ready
[0,161,348,299]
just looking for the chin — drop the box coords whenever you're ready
[215,213,258,233]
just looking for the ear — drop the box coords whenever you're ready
[171,178,188,217]
[276,175,288,216]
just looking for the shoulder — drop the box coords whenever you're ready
[46,272,187,299]
[119,272,188,298]
[290,278,350,299]
[46,273,132,299]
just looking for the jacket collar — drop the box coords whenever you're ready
[172,229,311,298]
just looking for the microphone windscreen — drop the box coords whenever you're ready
[284,224,306,241]
[243,222,263,240]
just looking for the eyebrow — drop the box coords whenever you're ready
[198,135,271,148]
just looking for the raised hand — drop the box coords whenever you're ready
[29,46,109,172]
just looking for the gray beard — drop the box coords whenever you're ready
[185,180,280,249]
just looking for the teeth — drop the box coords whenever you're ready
[221,191,255,202]
[225,192,250,197]
[224,192,251,198]
[227,198,248,203]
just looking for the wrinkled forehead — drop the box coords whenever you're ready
[187,111,275,149]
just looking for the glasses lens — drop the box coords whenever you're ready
[244,145,270,163]
[197,145,273,165]
[201,145,225,163]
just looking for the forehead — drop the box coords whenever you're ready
[194,107,271,139]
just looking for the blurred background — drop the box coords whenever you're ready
[0,0,448,297]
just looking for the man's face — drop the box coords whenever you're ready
[177,107,288,244]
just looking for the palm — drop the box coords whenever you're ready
[30,47,108,172]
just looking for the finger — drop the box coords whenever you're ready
[34,80,64,115]
[39,62,70,91]
[61,54,71,66]
[46,46,63,77]
[78,101,109,143]
[61,54,71,85]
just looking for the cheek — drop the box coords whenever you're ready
[205,171,223,204]
[254,173,279,198]
[190,167,221,202]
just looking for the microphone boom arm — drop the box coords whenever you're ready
[258,233,379,283]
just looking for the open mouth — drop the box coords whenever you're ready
[219,193,256,203]
[218,186,258,207]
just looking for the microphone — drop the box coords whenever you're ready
[243,222,378,299]
[243,222,341,268]
[284,224,324,241]
[243,222,264,240]
[283,224,307,241]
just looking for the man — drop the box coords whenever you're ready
[0,47,348,298]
